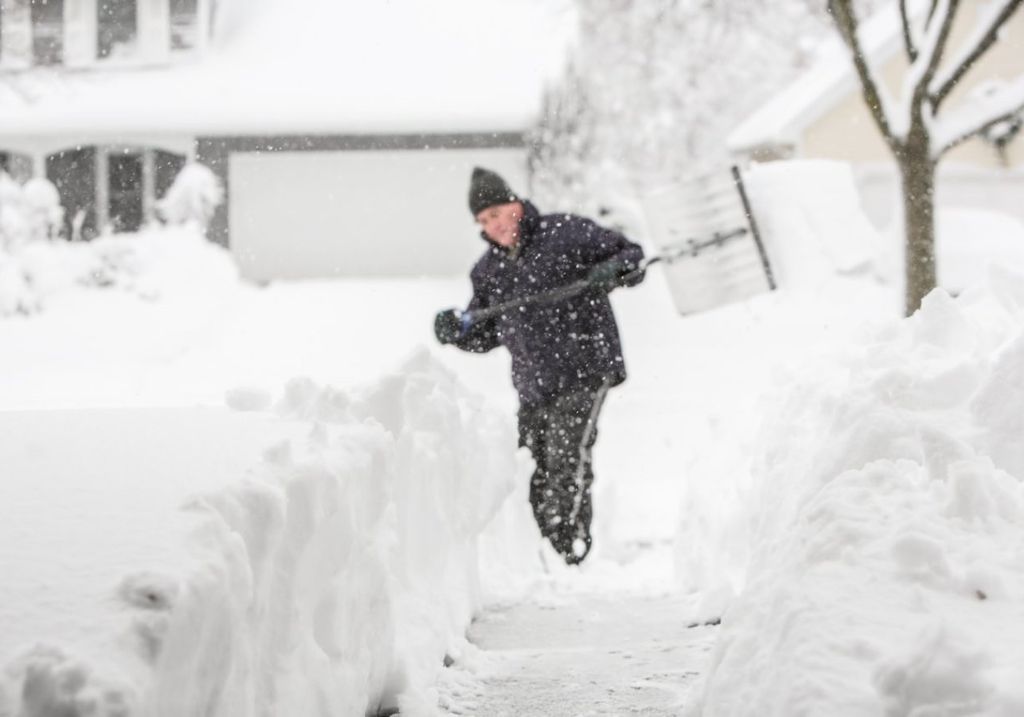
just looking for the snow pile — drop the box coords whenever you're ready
[0,352,526,715]
[697,278,1024,715]
[742,159,888,287]
[0,173,66,313]
[262,360,528,714]
[0,224,238,317]
[739,159,1024,296]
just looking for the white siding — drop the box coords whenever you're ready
[64,0,97,67]
[138,0,170,63]
[0,0,32,69]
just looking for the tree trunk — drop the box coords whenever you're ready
[899,148,938,316]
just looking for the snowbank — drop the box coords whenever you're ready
[695,278,1024,714]
[741,159,1024,295]
[0,224,238,317]
[934,207,1024,294]
[742,159,889,287]
[0,352,525,715]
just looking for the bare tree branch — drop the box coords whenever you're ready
[828,0,899,149]
[931,0,1024,111]
[901,0,925,60]
[937,101,1024,157]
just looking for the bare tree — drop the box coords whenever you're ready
[530,0,838,214]
[828,0,1024,315]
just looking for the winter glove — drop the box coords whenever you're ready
[587,258,632,290]
[434,308,469,344]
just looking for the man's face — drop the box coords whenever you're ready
[476,201,523,248]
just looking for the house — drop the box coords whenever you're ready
[726,2,1024,231]
[0,0,575,279]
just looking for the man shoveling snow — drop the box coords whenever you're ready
[434,167,645,566]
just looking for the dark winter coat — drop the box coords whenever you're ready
[454,200,644,407]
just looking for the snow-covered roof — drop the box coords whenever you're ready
[0,0,576,139]
[726,2,912,153]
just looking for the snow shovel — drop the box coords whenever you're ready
[461,227,749,326]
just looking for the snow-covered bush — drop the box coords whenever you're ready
[156,162,223,229]
[22,177,64,241]
[0,172,63,249]
[0,172,67,315]
[0,172,27,249]
[0,224,239,317]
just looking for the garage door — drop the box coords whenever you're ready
[229,147,529,280]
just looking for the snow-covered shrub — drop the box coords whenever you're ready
[0,172,63,249]
[0,258,37,316]
[81,225,239,300]
[0,224,239,317]
[0,172,67,316]
[0,172,28,250]
[22,177,64,241]
[156,162,223,229]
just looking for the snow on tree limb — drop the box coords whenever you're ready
[933,73,1024,157]
[930,0,1024,111]
[905,0,959,118]
[828,0,899,146]
[899,0,920,61]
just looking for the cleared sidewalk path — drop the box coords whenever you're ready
[438,593,718,716]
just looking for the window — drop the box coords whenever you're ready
[108,150,143,232]
[97,0,137,60]
[31,0,63,66]
[169,0,198,51]
[46,146,187,240]
[47,147,97,240]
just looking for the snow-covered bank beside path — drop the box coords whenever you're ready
[696,283,1024,716]
[0,357,525,715]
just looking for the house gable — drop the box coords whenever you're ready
[728,2,1024,168]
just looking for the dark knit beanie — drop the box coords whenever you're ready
[468,167,518,216]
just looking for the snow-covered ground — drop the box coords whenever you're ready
[3,160,1024,714]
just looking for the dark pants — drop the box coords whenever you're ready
[518,379,612,563]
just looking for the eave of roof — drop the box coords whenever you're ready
[0,0,576,140]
